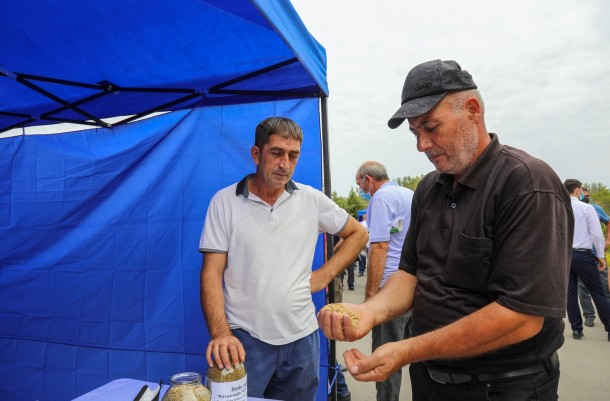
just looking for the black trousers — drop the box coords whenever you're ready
[567,251,610,332]
[372,312,411,401]
[409,362,560,401]
[358,254,366,275]
[340,262,355,289]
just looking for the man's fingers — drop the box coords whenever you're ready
[206,335,247,369]
[317,309,334,338]
[221,344,234,368]
[212,343,225,369]
[228,343,246,366]
[343,347,392,382]
[205,342,214,367]
[317,309,348,340]
[343,348,367,375]
[341,315,359,341]
[319,304,364,341]
[331,312,348,340]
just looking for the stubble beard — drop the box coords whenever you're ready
[439,119,479,176]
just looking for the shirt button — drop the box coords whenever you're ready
[450,202,456,209]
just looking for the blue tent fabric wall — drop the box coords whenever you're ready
[0,98,329,400]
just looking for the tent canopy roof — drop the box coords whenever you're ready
[0,0,327,133]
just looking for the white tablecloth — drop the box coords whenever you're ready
[72,378,271,401]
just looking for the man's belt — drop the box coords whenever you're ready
[573,248,592,253]
[427,352,558,385]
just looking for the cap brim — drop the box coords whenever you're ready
[387,92,447,129]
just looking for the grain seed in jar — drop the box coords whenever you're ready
[206,363,247,401]
[162,372,210,401]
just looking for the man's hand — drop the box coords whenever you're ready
[310,269,329,294]
[343,341,408,382]
[206,334,246,369]
[317,303,374,342]
[599,257,607,271]
[312,218,368,293]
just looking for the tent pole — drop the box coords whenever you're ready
[321,96,331,199]
[321,95,338,401]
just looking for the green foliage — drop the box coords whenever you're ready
[332,188,368,218]
[332,174,426,218]
[586,183,610,213]
[395,174,426,191]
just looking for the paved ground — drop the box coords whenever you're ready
[332,274,610,401]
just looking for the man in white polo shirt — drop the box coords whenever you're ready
[199,117,368,401]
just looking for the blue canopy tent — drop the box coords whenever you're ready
[0,1,338,400]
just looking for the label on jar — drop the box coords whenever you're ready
[208,375,247,401]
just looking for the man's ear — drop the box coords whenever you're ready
[465,97,482,123]
[251,145,260,165]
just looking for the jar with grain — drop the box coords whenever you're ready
[162,372,210,401]
[205,363,247,401]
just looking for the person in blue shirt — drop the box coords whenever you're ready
[355,160,413,401]
[578,187,610,327]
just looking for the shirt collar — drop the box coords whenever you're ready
[235,173,299,197]
[369,180,397,200]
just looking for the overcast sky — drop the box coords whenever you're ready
[291,0,610,196]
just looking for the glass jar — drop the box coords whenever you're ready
[162,372,211,401]
[206,363,247,401]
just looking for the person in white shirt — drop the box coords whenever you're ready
[199,117,368,401]
[578,187,610,327]
[563,179,610,342]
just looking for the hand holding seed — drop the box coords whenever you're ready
[318,303,366,341]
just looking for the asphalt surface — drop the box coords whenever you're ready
[332,274,610,401]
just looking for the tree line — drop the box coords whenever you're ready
[332,175,610,226]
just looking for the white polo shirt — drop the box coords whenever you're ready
[200,175,349,345]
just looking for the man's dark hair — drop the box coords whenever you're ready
[254,117,303,148]
[563,179,582,194]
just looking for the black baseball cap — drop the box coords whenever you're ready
[387,60,477,129]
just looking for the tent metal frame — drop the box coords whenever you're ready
[320,95,340,401]
[0,58,325,134]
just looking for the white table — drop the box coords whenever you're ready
[72,378,270,401]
